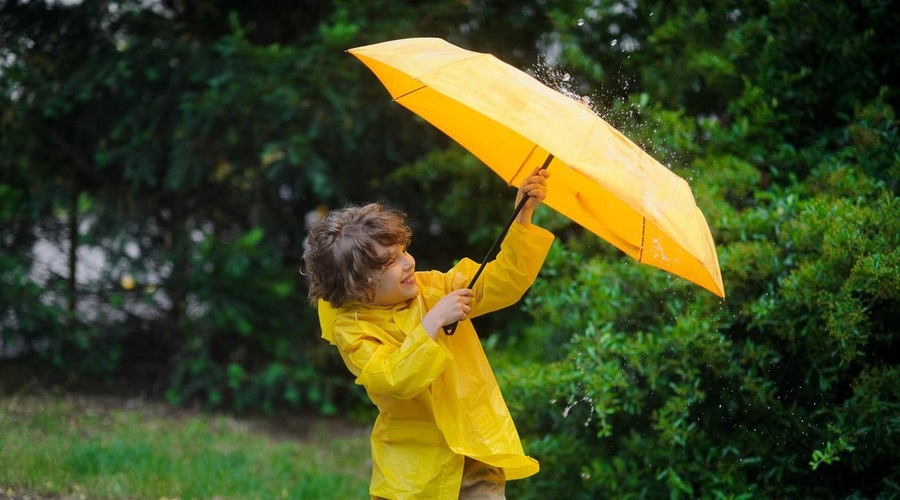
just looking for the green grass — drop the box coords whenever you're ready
[0,391,370,499]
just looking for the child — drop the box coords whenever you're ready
[303,168,553,500]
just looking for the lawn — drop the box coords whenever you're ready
[0,388,370,499]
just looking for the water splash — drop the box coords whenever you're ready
[530,53,678,168]
[561,391,596,428]
[531,54,584,104]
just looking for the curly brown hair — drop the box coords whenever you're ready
[302,203,412,308]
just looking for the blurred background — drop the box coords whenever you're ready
[1,0,898,498]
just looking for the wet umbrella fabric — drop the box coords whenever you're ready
[348,37,725,304]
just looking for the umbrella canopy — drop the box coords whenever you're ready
[348,37,725,299]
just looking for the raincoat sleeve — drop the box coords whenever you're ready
[329,314,453,400]
[433,221,554,318]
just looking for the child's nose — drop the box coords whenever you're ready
[403,252,415,269]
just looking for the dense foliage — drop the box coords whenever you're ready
[493,1,900,498]
[2,0,897,497]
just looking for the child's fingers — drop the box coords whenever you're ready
[529,166,550,177]
[521,172,548,190]
[451,289,473,321]
[522,179,548,198]
[516,170,549,209]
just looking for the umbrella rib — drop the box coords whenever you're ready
[639,217,646,262]
[392,84,427,102]
[509,144,539,185]
[391,54,483,102]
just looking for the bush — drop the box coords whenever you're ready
[500,156,900,497]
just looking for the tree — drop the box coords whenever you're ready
[0,0,551,410]
[0,0,380,409]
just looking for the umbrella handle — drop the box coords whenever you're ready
[443,154,554,335]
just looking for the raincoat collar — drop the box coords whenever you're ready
[317,295,419,345]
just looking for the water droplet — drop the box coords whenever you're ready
[610,39,618,47]
[577,18,585,27]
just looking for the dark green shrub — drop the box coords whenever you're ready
[500,164,899,498]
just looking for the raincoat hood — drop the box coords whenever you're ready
[318,298,340,345]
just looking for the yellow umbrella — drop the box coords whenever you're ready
[348,37,725,302]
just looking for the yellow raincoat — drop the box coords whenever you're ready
[318,221,554,499]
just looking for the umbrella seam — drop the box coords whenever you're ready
[639,217,645,262]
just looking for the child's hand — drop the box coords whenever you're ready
[515,167,550,225]
[422,289,474,339]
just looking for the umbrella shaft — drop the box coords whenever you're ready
[444,154,554,335]
[466,194,529,288]
[468,153,554,287]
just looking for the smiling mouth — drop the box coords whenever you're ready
[401,276,416,285]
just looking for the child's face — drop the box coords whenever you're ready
[369,243,418,307]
